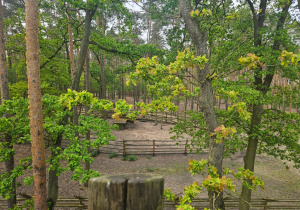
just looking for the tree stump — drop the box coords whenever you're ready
[88,174,164,210]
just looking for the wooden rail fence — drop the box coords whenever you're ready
[96,139,201,156]
[1,196,300,209]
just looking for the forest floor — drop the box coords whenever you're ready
[2,119,299,203]
[1,96,300,209]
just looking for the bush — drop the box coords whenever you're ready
[128,155,137,161]
[91,150,100,157]
[122,156,128,161]
[109,153,118,159]
[146,167,154,172]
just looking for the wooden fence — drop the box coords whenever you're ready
[60,139,199,156]
[96,139,200,156]
[1,196,300,209]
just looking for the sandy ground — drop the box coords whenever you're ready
[1,119,299,204]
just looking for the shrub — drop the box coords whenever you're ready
[146,167,154,172]
[91,150,100,157]
[122,156,128,161]
[109,153,118,159]
[128,155,137,161]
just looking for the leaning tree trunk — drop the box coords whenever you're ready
[70,6,96,146]
[0,1,16,209]
[25,0,47,209]
[179,1,224,209]
[70,7,97,91]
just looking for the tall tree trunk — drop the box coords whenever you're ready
[178,1,224,209]
[25,0,47,209]
[133,24,139,107]
[240,1,291,209]
[96,15,107,100]
[100,16,106,100]
[0,0,9,103]
[0,19,16,203]
[148,15,152,46]
[70,7,97,91]
[47,134,63,210]
[0,7,15,210]
[100,52,106,99]
[239,103,262,209]
[67,3,75,77]
[85,49,91,93]
[84,49,91,187]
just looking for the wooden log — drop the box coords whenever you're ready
[126,174,164,210]
[88,176,127,210]
[88,174,164,210]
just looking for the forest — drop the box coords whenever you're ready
[0,0,299,209]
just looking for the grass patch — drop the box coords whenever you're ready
[108,153,118,159]
[128,155,137,161]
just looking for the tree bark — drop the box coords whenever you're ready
[25,0,47,209]
[178,1,224,209]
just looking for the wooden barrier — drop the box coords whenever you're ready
[2,196,300,209]
[88,174,164,210]
[97,139,204,156]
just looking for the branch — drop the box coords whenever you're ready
[40,32,68,69]
[263,1,292,93]
[89,40,138,64]
[246,0,255,14]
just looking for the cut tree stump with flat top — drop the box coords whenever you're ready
[88,174,164,210]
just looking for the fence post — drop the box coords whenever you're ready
[153,140,155,157]
[88,174,164,210]
[264,199,268,210]
[123,140,126,157]
[184,140,188,156]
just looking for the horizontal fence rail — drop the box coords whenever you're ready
[1,196,300,209]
